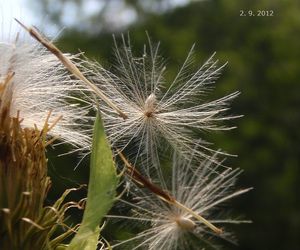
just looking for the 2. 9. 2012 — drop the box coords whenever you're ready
[240,10,274,17]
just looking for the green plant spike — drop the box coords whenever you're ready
[68,113,118,250]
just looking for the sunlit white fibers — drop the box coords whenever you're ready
[0,27,93,152]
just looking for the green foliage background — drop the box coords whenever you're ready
[37,0,300,249]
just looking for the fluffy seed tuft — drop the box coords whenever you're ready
[0,27,93,152]
[107,154,251,250]
[86,35,240,174]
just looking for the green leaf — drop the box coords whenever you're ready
[67,114,118,250]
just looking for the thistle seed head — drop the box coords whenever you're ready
[85,35,240,174]
[107,154,251,250]
[0,88,81,249]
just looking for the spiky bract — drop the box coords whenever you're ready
[0,78,83,249]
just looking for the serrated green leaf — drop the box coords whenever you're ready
[68,113,118,250]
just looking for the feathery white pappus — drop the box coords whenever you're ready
[0,30,93,151]
[86,35,240,173]
[107,155,251,250]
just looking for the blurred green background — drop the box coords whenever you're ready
[29,0,300,249]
